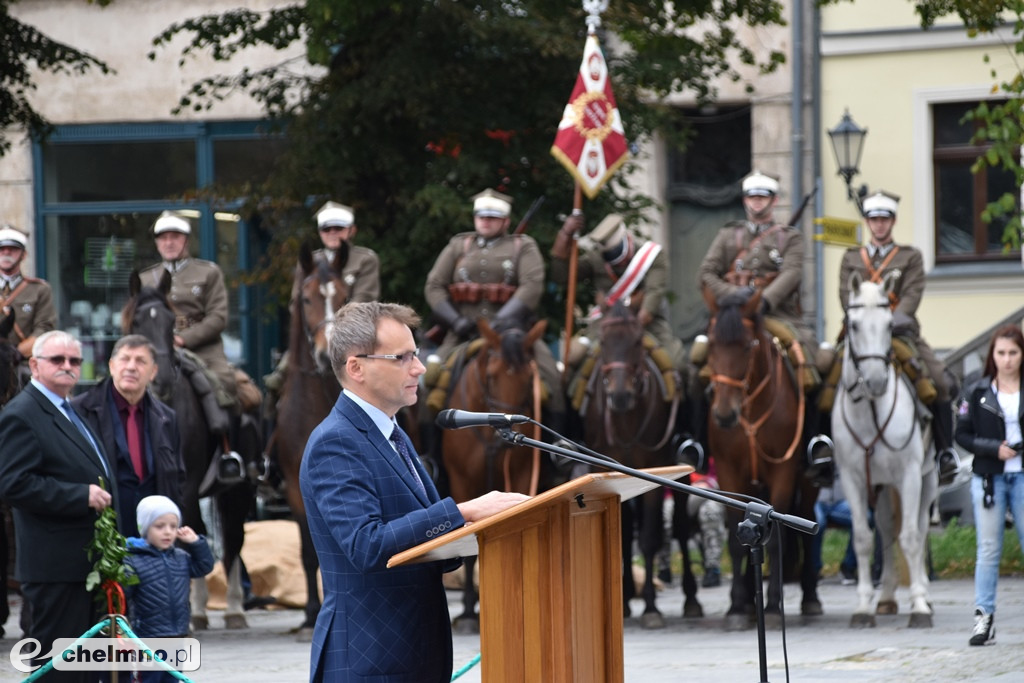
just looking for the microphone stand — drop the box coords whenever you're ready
[495,428,816,683]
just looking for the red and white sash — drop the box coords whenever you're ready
[589,241,661,319]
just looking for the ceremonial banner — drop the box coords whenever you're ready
[551,34,629,199]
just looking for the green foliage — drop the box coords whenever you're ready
[85,490,138,595]
[150,0,787,321]
[0,1,114,155]
[930,518,1024,578]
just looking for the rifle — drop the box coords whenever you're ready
[788,185,819,227]
[425,195,546,346]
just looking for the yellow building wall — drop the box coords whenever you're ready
[819,12,1024,351]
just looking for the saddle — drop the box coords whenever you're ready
[569,332,678,413]
[817,336,938,412]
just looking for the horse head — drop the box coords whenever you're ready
[844,271,895,398]
[704,285,765,430]
[124,269,179,398]
[296,241,350,374]
[597,300,646,413]
[473,316,546,416]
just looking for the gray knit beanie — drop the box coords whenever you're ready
[136,495,181,538]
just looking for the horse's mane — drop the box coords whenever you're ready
[600,301,642,352]
[714,294,753,345]
[499,327,529,371]
[121,286,175,335]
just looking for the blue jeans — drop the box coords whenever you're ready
[971,472,1024,614]
[813,499,859,576]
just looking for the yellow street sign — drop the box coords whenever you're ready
[814,216,860,247]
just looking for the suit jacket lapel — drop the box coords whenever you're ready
[27,385,109,480]
[337,393,432,505]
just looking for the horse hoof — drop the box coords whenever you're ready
[682,600,704,619]
[908,613,933,629]
[452,617,480,635]
[801,600,823,617]
[191,615,209,631]
[724,614,751,632]
[849,613,876,628]
[294,626,314,643]
[764,612,783,630]
[876,600,899,615]
[224,614,248,630]
[640,612,666,630]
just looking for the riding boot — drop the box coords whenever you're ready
[931,398,961,486]
[804,396,834,487]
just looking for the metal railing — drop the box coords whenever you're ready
[940,304,1024,385]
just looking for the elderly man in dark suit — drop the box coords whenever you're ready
[72,334,185,537]
[0,330,115,680]
[300,301,528,683]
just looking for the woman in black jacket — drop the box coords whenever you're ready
[954,323,1024,646]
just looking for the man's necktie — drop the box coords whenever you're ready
[126,404,145,481]
[390,425,426,496]
[62,400,109,477]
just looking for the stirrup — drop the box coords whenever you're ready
[675,437,707,474]
[937,447,961,486]
[805,435,835,486]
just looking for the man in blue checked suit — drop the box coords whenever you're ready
[300,302,528,682]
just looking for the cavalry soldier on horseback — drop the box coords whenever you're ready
[696,170,834,484]
[423,188,564,420]
[829,191,960,484]
[0,224,56,362]
[264,201,380,409]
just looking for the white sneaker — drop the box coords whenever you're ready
[970,608,995,646]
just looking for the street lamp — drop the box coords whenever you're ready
[827,109,868,212]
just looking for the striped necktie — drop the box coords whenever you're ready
[390,425,426,496]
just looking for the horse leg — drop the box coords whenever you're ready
[218,483,251,630]
[898,470,934,628]
[675,490,704,618]
[873,488,900,615]
[452,556,480,634]
[191,577,210,630]
[724,512,754,631]
[620,499,637,619]
[637,490,666,629]
[296,515,321,640]
[795,480,823,617]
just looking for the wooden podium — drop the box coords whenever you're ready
[388,465,690,683]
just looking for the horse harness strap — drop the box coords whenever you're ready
[726,224,788,288]
[859,246,901,309]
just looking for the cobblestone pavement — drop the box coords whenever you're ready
[1,574,1021,681]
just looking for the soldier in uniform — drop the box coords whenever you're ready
[0,224,56,361]
[696,170,833,483]
[265,201,381,403]
[139,211,237,403]
[551,212,685,370]
[836,191,960,484]
[424,188,564,418]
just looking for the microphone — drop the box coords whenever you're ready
[435,409,531,430]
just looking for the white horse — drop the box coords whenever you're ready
[832,272,938,628]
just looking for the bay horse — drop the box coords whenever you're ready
[703,286,821,630]
[578,301,698,629]
[0,309,24,637]
[268,241,348,638]
[833,272,936,628]
[124,270,257,630]
[441,317,547,633]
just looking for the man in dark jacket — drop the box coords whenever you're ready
[72,334,185,537]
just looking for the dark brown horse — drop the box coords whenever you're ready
[0,309,24,637]
[124,270,259,630]
[703,286,820,630]
[440,317,547,632]
[578,301,697,629]
[269,241,348,638]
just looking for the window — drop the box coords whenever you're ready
[933,101,1020,262]
[34,122,286,384]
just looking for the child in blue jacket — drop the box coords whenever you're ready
[125,495,214,681]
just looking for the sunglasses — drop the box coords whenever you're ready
[37,355,84,368]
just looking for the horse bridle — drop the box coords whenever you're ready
[842,301,894,398]
[708,316,804,483]
[298,270,340,374]
[133,299,183,401]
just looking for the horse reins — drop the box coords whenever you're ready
[598,358,679,451]
[709,318,805,484]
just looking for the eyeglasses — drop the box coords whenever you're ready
[36,355,84,367]
[319,225,351,233]
[354,349,420,365]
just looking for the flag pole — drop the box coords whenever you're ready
[561,183,583,383]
